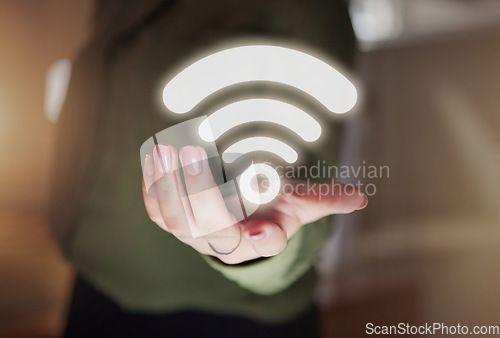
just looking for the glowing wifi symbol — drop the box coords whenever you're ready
[162,45,357,205]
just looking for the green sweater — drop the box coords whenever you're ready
[49,0,355,324]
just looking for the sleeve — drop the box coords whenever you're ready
[203,216,332,295]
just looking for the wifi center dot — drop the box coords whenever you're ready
[251,174,270,194]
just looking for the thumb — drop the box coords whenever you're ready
[279,181,368,225]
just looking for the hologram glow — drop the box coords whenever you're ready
[162,44,358,205]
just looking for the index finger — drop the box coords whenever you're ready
[283,181,367,223]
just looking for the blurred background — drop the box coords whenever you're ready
[0,0,499,336]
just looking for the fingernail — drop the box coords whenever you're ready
[144,154,155,177]
[356,195,368,210]
[155,144,172,173]
[248,228,267,242]
[180,146,203,176]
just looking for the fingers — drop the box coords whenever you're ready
[143,154,169,230]
[179,145,237,237]
[142,144,368,263]
[143,144,242,256]
[152,144,195,237]
[264,181,367,239]
[143,144,266,262]
[143,154,156,192]
[286,181,367,220]
[142,179,168,231]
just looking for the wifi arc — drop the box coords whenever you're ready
[162,44,358,204]
[198,98,322,164]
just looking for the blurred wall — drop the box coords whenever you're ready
[0,1,94,336]
[331,25,500,334]
[0,1,93,212]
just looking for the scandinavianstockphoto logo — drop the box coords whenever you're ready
[268,160,389,199]
[140,41,367,235]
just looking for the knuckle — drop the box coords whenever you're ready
[154,175,176,194]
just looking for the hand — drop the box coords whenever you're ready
[142,144,368,264]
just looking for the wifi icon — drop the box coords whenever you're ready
[160,44,357,205]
